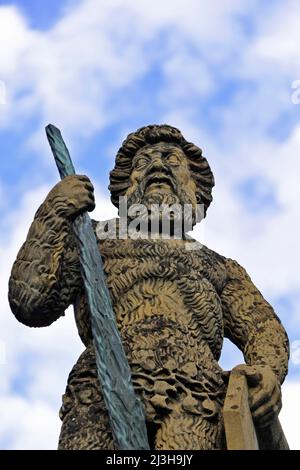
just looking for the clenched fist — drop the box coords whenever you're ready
[46,175,95,220]
[232,364,282,428]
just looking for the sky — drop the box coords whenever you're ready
[0,0,300,450]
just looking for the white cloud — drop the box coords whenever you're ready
[0,6,34,76]
[280,381,300,450]
[249,0,300,75]
[159,52,215,106]
[0,395,60,450]
[0,0,254,139]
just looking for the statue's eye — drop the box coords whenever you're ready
[166,154,181,166]
[135,157,149,169]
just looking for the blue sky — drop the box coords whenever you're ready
[0,0,71,29]
[0,0,300,449]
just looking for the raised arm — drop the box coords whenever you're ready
[8,175,95,327]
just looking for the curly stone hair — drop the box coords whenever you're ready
[109,124,215,216]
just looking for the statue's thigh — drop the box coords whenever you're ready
[58,345,116,450]
[155,413,225,450]
[58,396,116,450]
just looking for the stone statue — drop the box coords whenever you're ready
[8,125,289,450]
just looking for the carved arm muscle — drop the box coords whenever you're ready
[221,258,289,384]
[8,197,82,327]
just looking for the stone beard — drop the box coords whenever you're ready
[8,124,289,450]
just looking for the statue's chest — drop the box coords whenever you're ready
[98,238,226,355]
[100,238,225,294]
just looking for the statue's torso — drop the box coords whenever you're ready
[74,234,228,420]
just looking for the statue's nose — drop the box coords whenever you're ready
[147,154,172,178]
[150,154,164,169]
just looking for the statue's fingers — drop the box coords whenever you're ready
[232,365,262,386]
[76,174,92,183]
[253,399,281,428]
[249,390,269,412]
[249,383,277,411]
[254,408,279,428]
[84,182,94,192]
[252,402,277,421]
[246,373,263,387]
[251,388,281,418]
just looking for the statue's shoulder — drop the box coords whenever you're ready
[197,243,249,282]
[184,234,227,264]
[184,236,252,286]
[184,236,230,288]
[221,256,251,281]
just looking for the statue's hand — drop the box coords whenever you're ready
[232,364,282,428]
[46,175,95,220]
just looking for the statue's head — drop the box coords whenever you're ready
[109,125,214,231]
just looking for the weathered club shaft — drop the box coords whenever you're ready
[46,124,149,450]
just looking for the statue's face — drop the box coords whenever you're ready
[125,142,198,231]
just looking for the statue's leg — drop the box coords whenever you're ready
[58,345,116,450]
[58,397,116,450]
[155,412,225,450]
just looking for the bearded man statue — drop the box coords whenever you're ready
[8,125,289,450]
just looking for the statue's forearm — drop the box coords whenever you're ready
[8,199,82,327]
[225,305,289,384]
[242,317,289,384]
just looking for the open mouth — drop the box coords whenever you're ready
[144,174,175,193]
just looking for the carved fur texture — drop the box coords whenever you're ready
[9,215,289,450]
